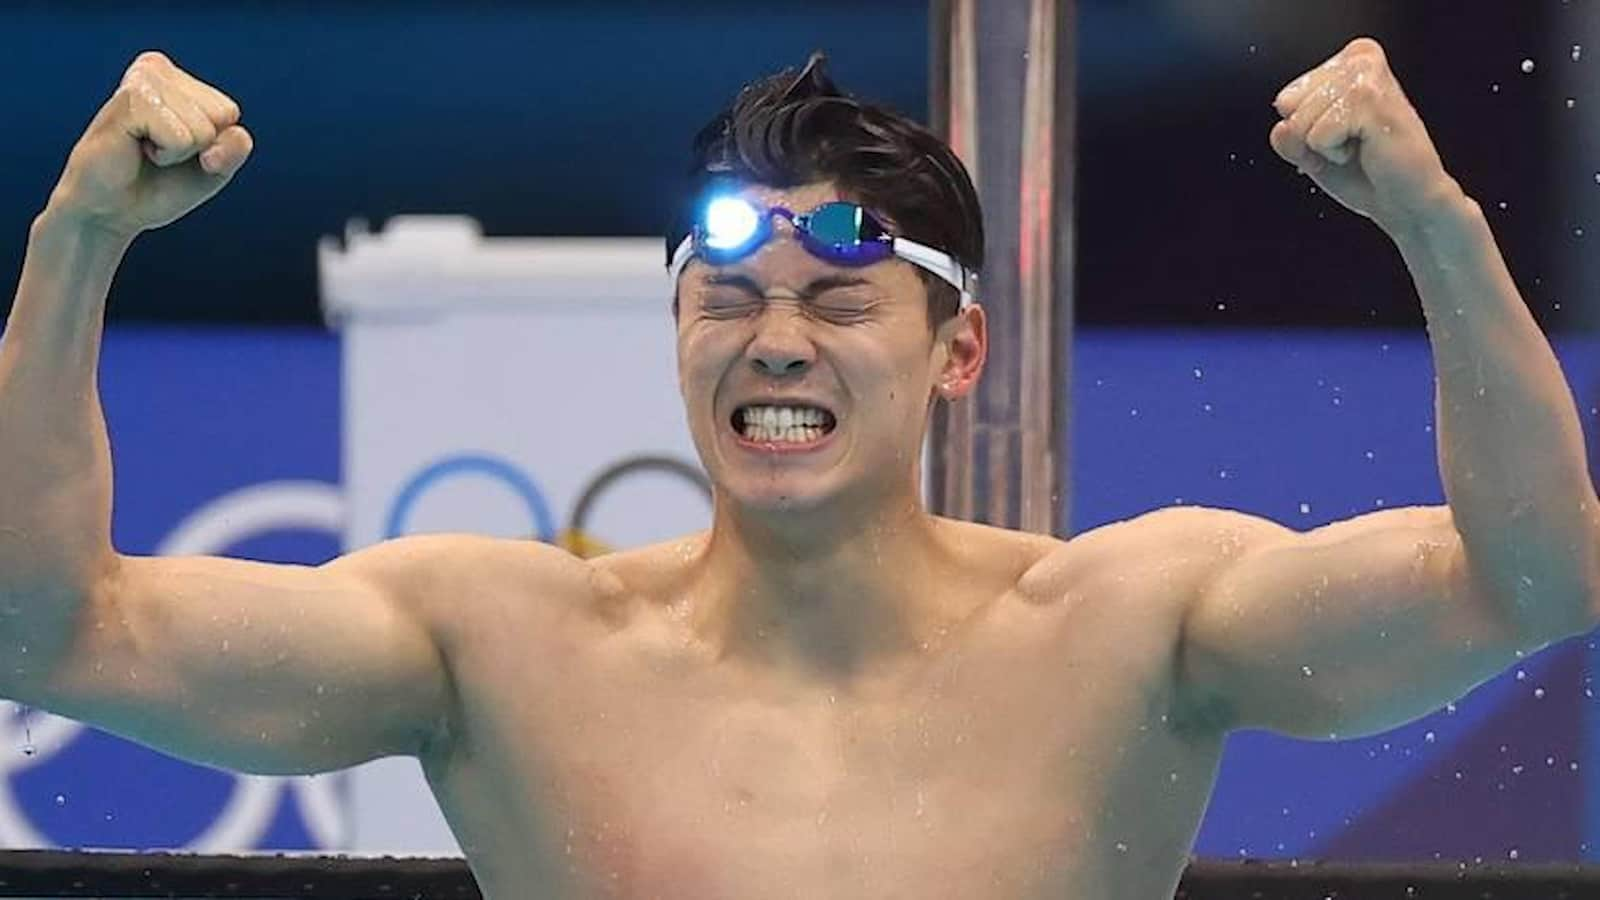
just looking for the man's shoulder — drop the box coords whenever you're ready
[328,532,601,617]
[1008,505,1277,603]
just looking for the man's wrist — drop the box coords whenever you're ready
[30,204,139,259]
[1378,177,1481,255]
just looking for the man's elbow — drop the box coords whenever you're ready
[1452,534,1596,650]
[1507,568,1600,649]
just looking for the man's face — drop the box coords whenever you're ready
[674,181,983,515]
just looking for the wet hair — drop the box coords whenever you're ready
[667,52,984,328]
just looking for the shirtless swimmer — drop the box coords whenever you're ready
[2,38,1598,899]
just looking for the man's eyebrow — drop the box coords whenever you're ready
[702,272,873,297]
[800,274,873,296]
[703,273,764,294]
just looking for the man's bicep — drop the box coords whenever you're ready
[1175,505,1528,740]
[38,538,460,775]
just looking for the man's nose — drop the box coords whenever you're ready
[749,306,814,376]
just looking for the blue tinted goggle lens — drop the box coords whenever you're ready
[696,199,893,267]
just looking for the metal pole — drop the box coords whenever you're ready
[929,0,1077,536]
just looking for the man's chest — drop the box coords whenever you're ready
[485,675,1111,898]
[437,589,1214,896]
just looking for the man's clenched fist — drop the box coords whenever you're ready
[46,51,252,238]
[1270,38,1463,234]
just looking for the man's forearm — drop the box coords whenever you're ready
[1391,187,1600,638]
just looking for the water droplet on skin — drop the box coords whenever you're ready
[1521,58,1536,74]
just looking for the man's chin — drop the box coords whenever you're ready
[717,475,839,516]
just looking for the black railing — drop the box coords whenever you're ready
[3,851,1600,898]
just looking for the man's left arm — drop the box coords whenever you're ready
[1176,38,1600,739]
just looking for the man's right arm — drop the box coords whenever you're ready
[0,52,538,776]
[4,210,580,774]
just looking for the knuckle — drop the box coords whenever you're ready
[115,79,160,116]
[132,50,171,69]
[1348,37,1385,59]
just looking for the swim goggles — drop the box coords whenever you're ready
[667,196,977,309]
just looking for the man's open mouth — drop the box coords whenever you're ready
[731,404,838,444]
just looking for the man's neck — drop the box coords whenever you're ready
[687,492,956,685]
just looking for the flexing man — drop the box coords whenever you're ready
[1,39,1596,899]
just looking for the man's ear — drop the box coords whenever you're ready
[933,304,987,400]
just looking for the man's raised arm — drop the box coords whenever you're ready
[0,52,461,775]
[1174,38,1600,740]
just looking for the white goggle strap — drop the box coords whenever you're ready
[667,235,696,286]
[891,236,978,310]
[667,233,978,312]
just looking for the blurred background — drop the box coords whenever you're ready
[3,0,1595,333]
[0,0,1598,874]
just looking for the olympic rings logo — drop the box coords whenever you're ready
[384,451,712,557]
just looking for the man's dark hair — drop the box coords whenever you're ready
[667,52,984,327]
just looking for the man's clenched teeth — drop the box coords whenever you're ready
[733,405,837,444]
